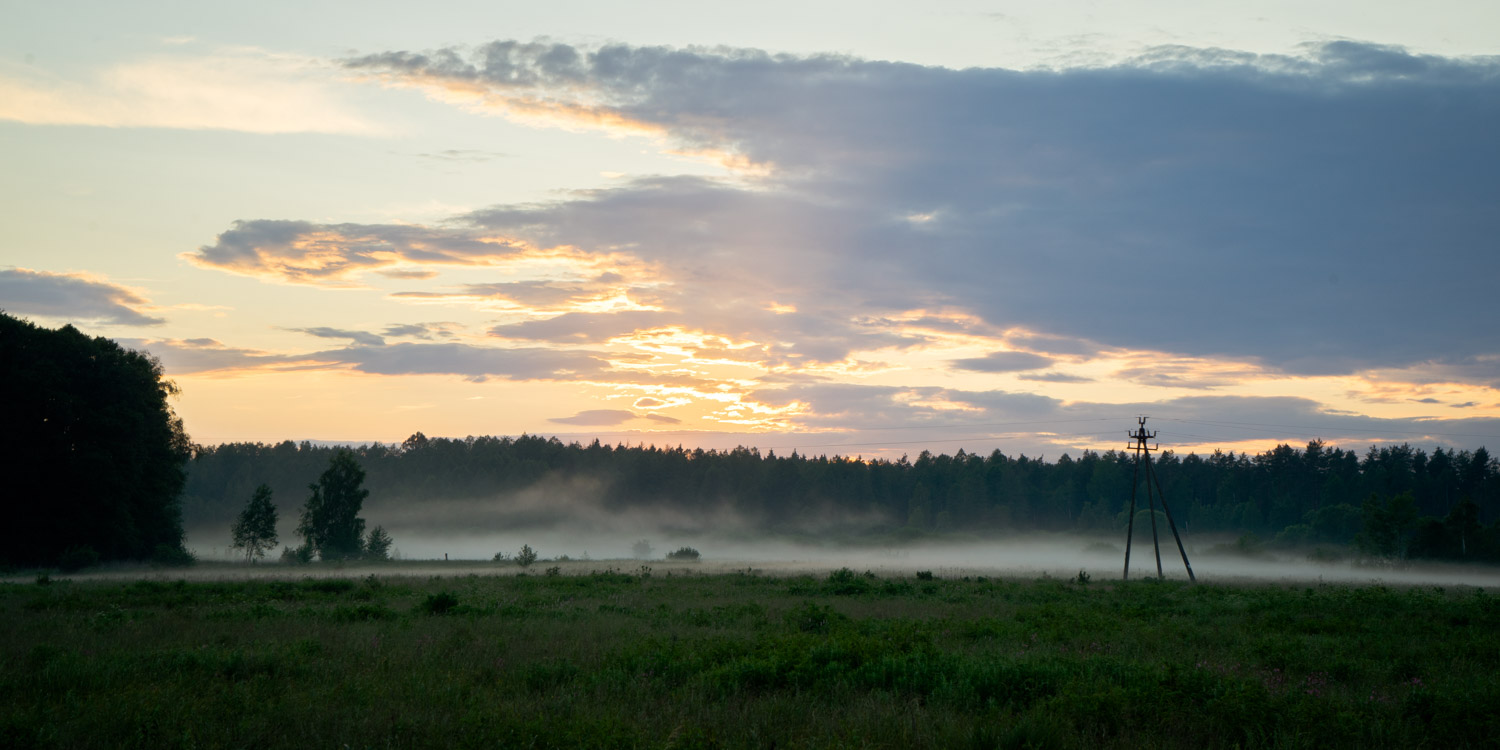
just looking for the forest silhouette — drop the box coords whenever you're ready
[184,431,1500,563]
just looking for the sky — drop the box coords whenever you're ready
[4,1,1500,460]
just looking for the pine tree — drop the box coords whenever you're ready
[364,526,393,561]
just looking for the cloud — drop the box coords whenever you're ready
[123,336,611,384]
[382,322,461,340]
[184,219,527,284]
[119,337,299,374]
[343,39,1500,379]
[377,269,438,280]
[288,327,386,346]
[488,311,675,343]
[549,409,638,426]
[174,38,1500,443]
[1018,372,1095,384]
[394,276,664,316]
[416,149,509,162]
[0,268,164,326]
[950,351,1054,373]
[737,381,1500,457]
[322,342,605,382]
[0,49,382,134]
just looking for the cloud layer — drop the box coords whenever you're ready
[163,38,1500,451]
[0,268,164,326]
[338,39,1500,376]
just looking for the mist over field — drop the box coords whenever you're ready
[170,434,1500,590]
[181,519,1498,589]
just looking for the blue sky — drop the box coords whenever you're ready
[3,1,1499,458]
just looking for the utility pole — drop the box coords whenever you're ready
[1123,417,1195,581]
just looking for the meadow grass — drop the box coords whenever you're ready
[2,566,1497,748]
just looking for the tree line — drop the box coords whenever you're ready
[183,432,1500,563]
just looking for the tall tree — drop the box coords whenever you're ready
[230,484,278,562]
[297,449,369,561]
[0,313,191,565]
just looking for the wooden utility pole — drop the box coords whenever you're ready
[1123,417,1195,581]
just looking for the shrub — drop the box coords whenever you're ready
[1074,569,1091,585]
[492,551,509,563]
[666,546,701,561]
[632,539,654,559]
[516,544,538,568]
[825,567,872,595]
[419,591,459,615]
[545,566,561,577]
[915,570,934,581]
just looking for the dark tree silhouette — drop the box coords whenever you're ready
[297,449,369,560]
[181,431,1500,564]
[0,312,191,566]
[230,484,278,562]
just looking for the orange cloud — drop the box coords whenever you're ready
[184,220,537,285]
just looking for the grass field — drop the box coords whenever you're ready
[3,564,1497,749]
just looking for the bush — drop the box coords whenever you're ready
[419,591,459,615]
[516,544,538,568]
[915,570,934,581]
[825,567,872,595]
[632,539,654,559]
[492,551,509,562]
[665,546,701,561]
